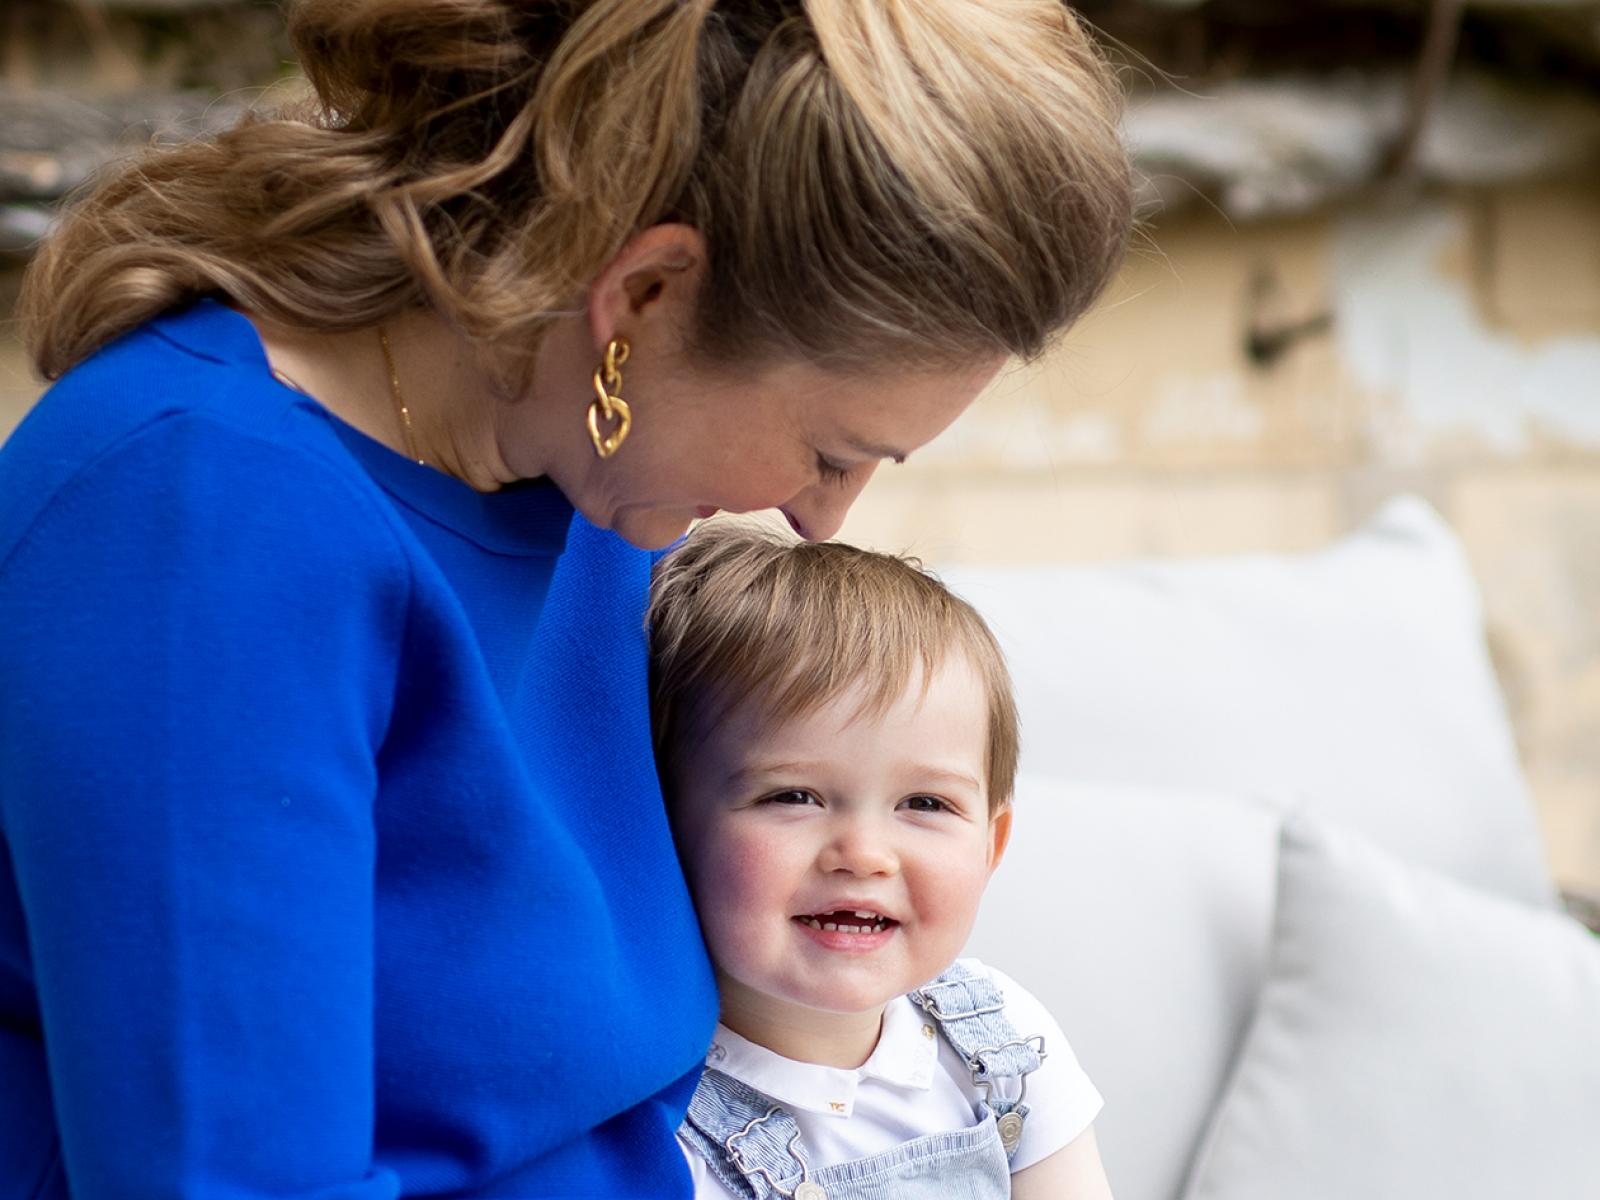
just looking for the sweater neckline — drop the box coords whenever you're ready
[152,298,575,558]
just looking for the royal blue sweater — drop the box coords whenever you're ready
[0,301,718,1198]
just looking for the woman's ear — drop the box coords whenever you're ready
[986,804,1013,875]
[586,223,708,350]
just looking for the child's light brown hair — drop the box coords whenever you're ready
[648,523,1018,812]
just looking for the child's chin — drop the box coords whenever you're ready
[787,977,910,1017]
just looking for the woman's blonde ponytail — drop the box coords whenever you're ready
[22,0,1131,381]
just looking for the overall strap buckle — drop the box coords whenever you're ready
[724,1107,825,1200]
[683,1068,825,1200]
[910,965,1048,1157]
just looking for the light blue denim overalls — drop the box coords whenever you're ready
[679,962,1046,1200]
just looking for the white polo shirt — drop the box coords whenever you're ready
[680,960,1103,1197]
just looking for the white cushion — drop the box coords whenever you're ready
[1183,815,1600,1200]
[966,777,1282,1200]
[940,496,1553,906]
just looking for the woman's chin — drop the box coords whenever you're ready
[608,508,699,552]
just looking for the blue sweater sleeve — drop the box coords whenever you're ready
[0,413,409,1198]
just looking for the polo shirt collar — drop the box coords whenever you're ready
[706,995,940,1118]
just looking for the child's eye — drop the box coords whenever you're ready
[900,795,949,813]
[764,789,821,807]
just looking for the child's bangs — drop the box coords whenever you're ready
[742,619,952,740]
[648,522,1018,806]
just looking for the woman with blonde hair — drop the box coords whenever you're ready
[0,1,1130,1195]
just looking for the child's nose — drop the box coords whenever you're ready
[819,822,898,877]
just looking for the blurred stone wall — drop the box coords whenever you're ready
[2,0,1598,892]
[837,185,1600,893]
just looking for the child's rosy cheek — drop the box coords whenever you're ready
[719,833,784,883]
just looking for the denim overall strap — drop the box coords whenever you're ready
[682,1067,827,1200]
[907,962,1045,1159]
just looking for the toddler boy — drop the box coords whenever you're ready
[649,525,1114,1199]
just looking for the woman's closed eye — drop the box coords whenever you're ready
[815,452,852,486]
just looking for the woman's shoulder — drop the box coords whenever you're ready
[9,299,351,478]
[0,301,401,572]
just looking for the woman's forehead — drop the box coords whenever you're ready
[764,353,1006,439]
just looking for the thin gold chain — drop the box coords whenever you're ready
[270,367,308,395]
[377,326,426,466]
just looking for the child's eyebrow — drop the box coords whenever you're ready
[726,760,826,786]
[727,761,982,792]
[914,767,983,792]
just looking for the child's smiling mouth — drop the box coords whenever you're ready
[792,910,900,950]
[795,908,895,933]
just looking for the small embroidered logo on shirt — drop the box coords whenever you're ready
[829,1101,846,1113]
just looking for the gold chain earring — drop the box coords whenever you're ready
[587,336,632,458]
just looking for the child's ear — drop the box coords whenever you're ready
[986,804,1013,874]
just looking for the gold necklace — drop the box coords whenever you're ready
[377,326,426,466]
[270,367,308,395]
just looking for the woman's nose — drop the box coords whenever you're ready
[780,464,879,542]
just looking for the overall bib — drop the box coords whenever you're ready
[679,962,1046,1200]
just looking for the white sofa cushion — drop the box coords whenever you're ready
[940,496,1553,906]
[1183,814,1600,1200]
[966,777,1282,1200]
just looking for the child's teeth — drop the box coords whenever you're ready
[800,913,894,935]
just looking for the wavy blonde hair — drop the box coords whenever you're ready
[648,522,1020,811]
[22,0,1131,382]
